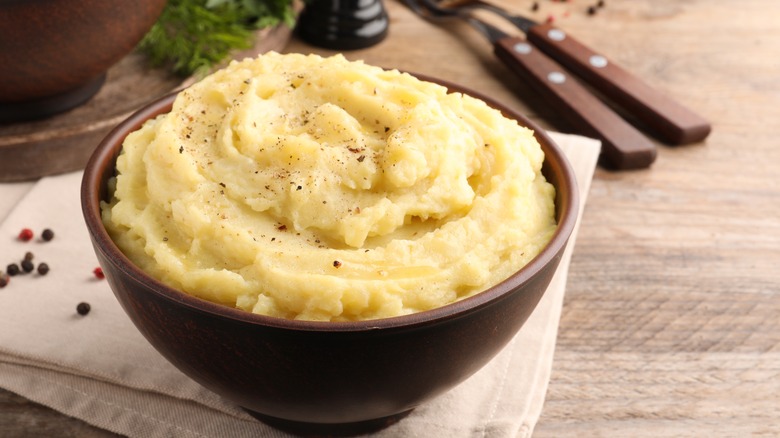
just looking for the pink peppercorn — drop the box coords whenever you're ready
[18,228,33,242]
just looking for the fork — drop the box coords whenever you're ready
[403,0,657,170]
[435,0,711,145]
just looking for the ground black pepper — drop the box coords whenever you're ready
[76,302,91,316]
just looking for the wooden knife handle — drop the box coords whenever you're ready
[494,36,657,170]
[527,23,711,145]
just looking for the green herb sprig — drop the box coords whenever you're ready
[138,0,296,77]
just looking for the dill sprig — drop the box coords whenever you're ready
[138,0,296,77]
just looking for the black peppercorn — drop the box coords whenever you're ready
[6,263,20,276]
[41,228,55,242]
[76,302,91,316]
[21,259,34,273]
[37,263,50,276]
[0,273,8,288]
[24,251,34,261]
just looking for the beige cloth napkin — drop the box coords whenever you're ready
[0,132,600,438]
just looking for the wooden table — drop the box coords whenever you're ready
[2,0,778,436]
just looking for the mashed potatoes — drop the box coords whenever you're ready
[101,52,557,321]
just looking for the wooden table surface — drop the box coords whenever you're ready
[2,0,778,436]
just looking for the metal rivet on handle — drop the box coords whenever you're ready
[548,29,566,41]
[589,55,608,68]
[513,42,532,54]
[548,72,566,84]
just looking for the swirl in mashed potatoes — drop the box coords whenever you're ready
[101,53,557,321]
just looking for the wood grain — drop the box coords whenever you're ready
[2,0,779,436]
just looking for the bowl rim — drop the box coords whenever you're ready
[81,72,579,333]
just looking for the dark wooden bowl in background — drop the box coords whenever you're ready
[0,0,167,122]
[80,75,579,435]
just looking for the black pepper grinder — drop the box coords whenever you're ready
[296,0,389,50]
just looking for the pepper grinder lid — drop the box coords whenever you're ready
[296,0,389,50]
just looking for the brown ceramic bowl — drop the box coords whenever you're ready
[0,0,166,122]
[81,75,579,435]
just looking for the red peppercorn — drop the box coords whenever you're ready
[93,267,105,279]
[18,228,34,242]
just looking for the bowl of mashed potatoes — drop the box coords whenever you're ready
[81,53,579,433]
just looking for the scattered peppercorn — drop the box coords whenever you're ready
[333,260,342,268]
[587,5,597,15]
[76,302,91,316]
[0,273,8,288]
[597,0,605,7]
[21,259,34,273]
[37,263,50,276]
[6,263,20,276]
[41,228,55,241]
[18,228,34,242]
[93,267,105,279]
[24,251,34,261]
[531,2,539,11]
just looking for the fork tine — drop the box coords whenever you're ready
[402,0,509,43]
[434,0,536,32]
